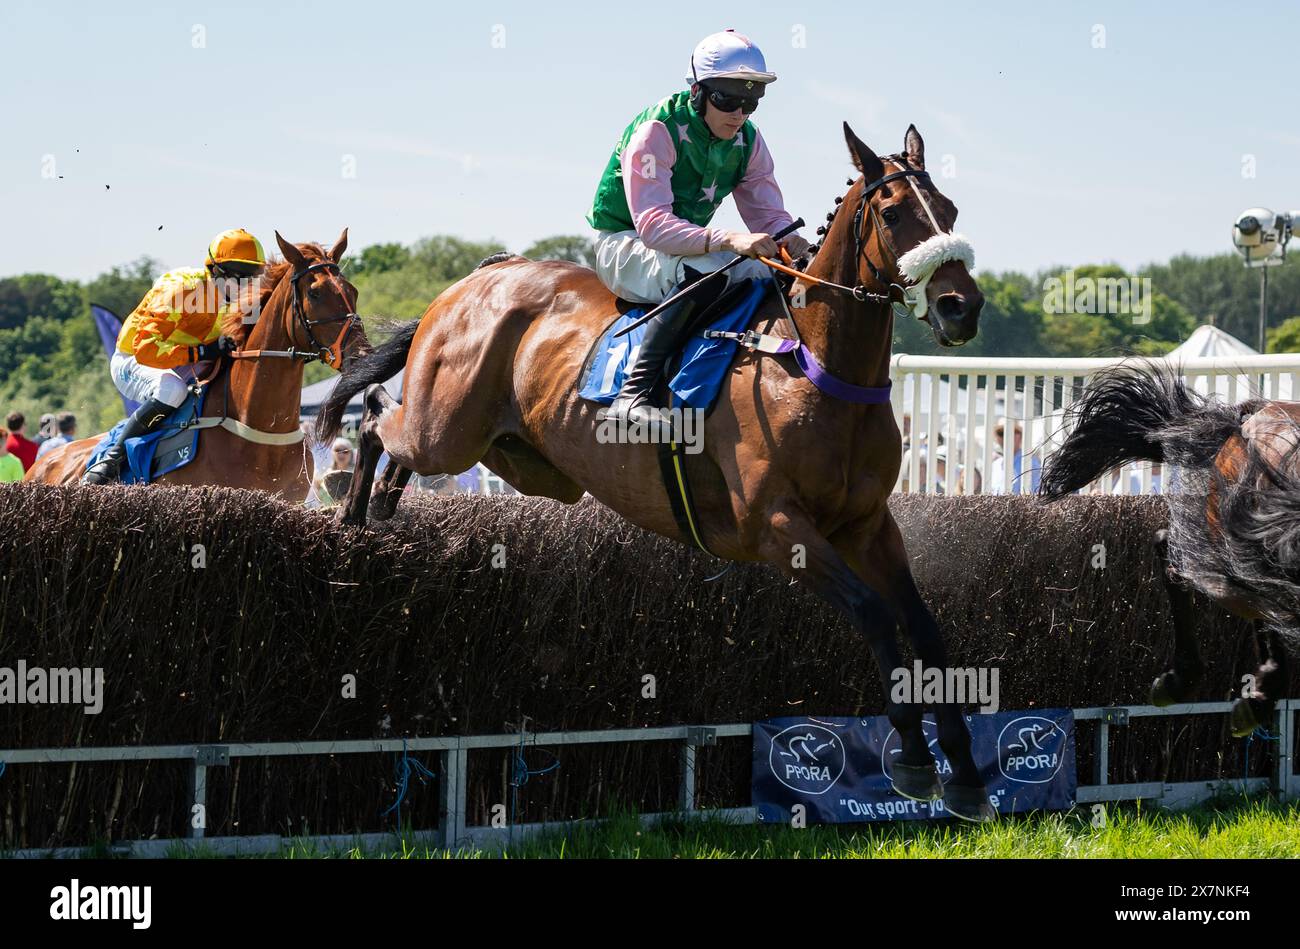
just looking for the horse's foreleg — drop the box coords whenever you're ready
[760,504,942,804]
[1150,528,1204,706]
[847,513,992,822]
[1230,622,1285,738]
[370,463,414,521]
[337,384,394,527]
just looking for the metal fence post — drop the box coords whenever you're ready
[1093,721,1109,787]
[678,742,696,812]
[189,761,207,840]
[1274,699,1294,803]
[436,744,467,850]
[189,745,229,840]
[680,727,716,812]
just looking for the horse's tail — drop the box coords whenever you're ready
[1039,360,1242,498]
[314,319,420,443]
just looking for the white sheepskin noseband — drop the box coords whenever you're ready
[895,232,975,318]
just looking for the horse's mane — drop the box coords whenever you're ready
[221,245,329,344]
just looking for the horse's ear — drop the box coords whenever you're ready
[275,231,308,271]
[904,124,925,169]
[843,122,884,181]
[329,227,348,263]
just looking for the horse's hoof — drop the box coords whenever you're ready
[336,507,366,528]
[942,784,996,823]
[369,492,398,522]
[1150,672,1183,707]
[1230,697,1263,738]
[890,761,943,802]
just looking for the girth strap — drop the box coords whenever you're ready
[703,329,894,405]
[657,389,716,557]
[182,415,305,446]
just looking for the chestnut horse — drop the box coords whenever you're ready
[319,125,994,820]
[1040,361,1297,736]
[27,231,367,500]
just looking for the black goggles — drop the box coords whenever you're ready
[705,86,760,115]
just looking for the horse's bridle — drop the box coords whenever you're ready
[289,261,361,369]
[852,159,931,300]
[780,156,942,317]
[206,260,361,382]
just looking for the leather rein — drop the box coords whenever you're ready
[758,156,933,306]
[703,158,937,405]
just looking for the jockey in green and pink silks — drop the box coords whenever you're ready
[588,29,807,435]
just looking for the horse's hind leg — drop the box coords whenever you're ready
[1150,528,1204,706]
[370,463,414,521]
[1230,623,1285,738]
[855,513,992,823]
[338,384,393,526]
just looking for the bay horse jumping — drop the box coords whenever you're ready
[319,125,995,820]
[27,231,367,500]
[1040,361,1297,736]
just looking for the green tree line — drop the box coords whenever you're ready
[3,235,1299,436]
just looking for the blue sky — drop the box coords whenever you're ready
[2,0,1297,281]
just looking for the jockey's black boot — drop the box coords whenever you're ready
[602,269,733,438]
[81,398,173,485]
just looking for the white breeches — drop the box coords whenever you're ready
[592,229,771,305]
[110,352,201,408]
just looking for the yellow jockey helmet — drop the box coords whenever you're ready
[206,228,266,276]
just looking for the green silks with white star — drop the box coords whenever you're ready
[587,90,757,234]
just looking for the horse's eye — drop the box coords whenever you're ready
[882,208,899,225]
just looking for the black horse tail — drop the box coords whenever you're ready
[314,319,420,443]
[1039,360,1243,499]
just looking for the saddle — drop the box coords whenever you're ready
[85,388,209,485]
[578,277,774,413]
[576,278,777,557]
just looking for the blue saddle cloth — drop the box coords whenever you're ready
[86,387,207,484]
[579,278,772,411]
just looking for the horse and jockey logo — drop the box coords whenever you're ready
[997,716,1067,784]
[768,722,846,795]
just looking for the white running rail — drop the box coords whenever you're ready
[889,353,1300,495]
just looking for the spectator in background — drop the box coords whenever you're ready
[5,412,38,472]
[987,420,1041,495]
[36,413,77,459]
[0,436,22,483]
[311,437,356,507]
[32,413,57,449]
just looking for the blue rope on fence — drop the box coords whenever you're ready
[1242,725,1281,784]
[0,760,6,780]
[509,731,560,827]
[381,738,437,828]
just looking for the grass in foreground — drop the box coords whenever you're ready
[266,793,1300,859]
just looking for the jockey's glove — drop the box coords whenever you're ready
[193,336,239,362]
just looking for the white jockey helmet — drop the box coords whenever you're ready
[687,30,777,86]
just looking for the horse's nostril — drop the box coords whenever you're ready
[935,293,967,321]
